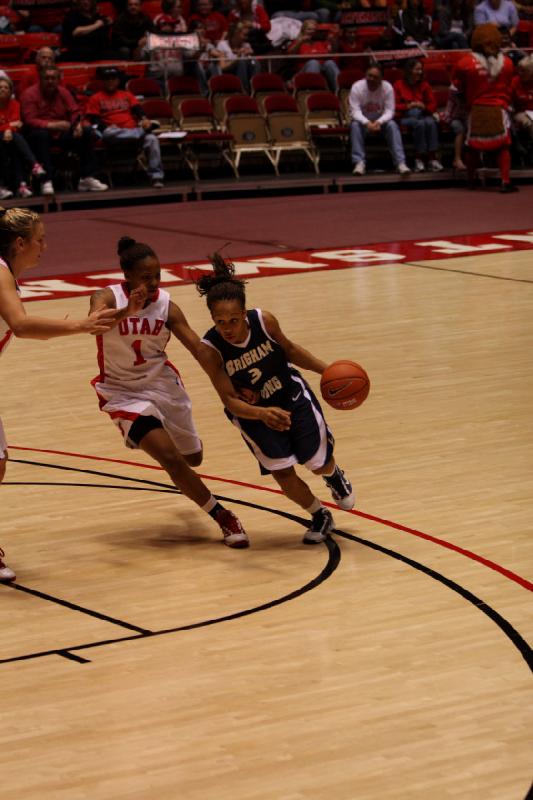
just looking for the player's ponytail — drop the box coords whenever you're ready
[117,236,156,273]
[195,252,247,310]
[0,207,40,262]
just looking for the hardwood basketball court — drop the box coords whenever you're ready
[1,192,532,799]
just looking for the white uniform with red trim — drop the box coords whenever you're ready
[0,258,17,459]
[92,283,201,453]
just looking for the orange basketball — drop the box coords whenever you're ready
[320,360,370,410]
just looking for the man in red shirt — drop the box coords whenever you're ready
[189,0,228,43]
[85,67,165,188]
[453,23,516,191]
[20,65,108,195]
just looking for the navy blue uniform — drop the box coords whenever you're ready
[202,308,334,474]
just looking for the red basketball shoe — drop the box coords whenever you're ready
[215,509,250,548]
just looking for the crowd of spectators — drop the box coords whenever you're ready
[0,0,531,196]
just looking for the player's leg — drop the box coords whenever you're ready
[0,422,16,581]
[289,381,355,511]
[271,465,334,545]
[133,419,249,548]
[312,458,355,511]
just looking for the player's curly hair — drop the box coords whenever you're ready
[117,236,157,273]
[195,252,247,310]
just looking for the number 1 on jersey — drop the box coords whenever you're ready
[131,339,147,366]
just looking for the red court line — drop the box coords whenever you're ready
[10,445,533,593]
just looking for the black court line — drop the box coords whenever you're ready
[404,259,533,284]
[89,215,293,250]
[9,583,151,635]
[2,461,533,690]
[0,530,340,665]
[335,530,533,674]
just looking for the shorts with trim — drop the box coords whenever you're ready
[0,416,7,459]
[231,375,334,475]
[93,377,201,455]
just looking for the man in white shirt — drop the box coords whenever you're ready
[349,63,410,175]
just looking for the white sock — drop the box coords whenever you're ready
[305,497,322,515]
[201,495,217,514]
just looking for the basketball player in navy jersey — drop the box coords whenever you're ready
[196,254,354,545]
[0,206,116,582]
[89,237,249,548]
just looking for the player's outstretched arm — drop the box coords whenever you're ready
[167,301,203,358]
[0,268,116,340]
[262,310,328,375]
[197,342,291,431]
[89,285,146,326]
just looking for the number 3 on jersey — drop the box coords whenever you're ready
[131,339,147,366]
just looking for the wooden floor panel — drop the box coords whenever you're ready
[1,253,531,798]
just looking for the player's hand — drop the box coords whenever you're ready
[260,407,292,431]
[126,285,148,314]
[81,307,118,334]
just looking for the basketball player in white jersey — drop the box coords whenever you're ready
[0,207,117,582]
[89,237,249,548]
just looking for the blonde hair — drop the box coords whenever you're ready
[0,76,13,94]
[0,207,41,261]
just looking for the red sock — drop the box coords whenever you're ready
[498,148,510,184]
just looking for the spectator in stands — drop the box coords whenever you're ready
[212,22,259,92]
[20,65,108,195]
[473,0,519,38]
[62,0,115,62]
[17,46,57,95]
[112,0,154,59]
[394,59,443,172]
[11,0,71,33]
[440,84,468,170]
[0,76,46,199]
[338,25,359,70]
[85,66,165,187]
[228,0,271,33]
[189,0,228,43]
[228,0,272,54]
[349,63,410,176]
[188,19,219,94]
[286,19,340,93]
[434,0,474,49]
[154,0,188,32]
[264,0,329,23]
[453,23,516,191]
[512,54,533,143]
[393,0,433,47]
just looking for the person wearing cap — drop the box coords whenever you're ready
[453,23,516,192]
[85,68,165,188]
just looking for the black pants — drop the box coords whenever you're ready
[26,127,98,180]
[0,132,38,185]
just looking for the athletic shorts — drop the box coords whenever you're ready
[0,416,7,460]
[92,376,201,455]
[231,374,334,475]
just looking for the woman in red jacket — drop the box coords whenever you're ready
[0,77,45,200]
[394,59,444,172]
